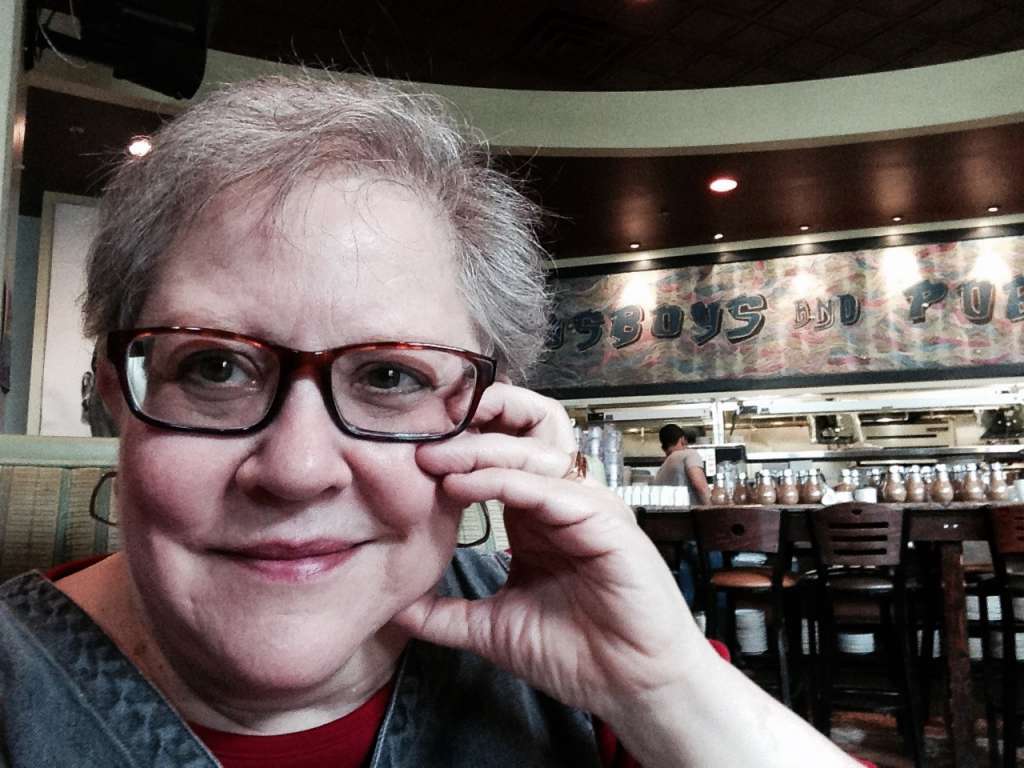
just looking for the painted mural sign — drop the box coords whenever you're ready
[530,235,1024,394]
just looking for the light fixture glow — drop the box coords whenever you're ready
[713,233,724,240]
[971,242,1013,284]
[988,205,1000,213]
[628,242,641,250]
[880,246,922,296]
[799,225,810,232]
[127,136,152,157]
[709,177,738,193]
[891,215,903,223]
[619,273,659,311]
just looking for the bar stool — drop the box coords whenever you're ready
[692,506,798,707]
[980,505,1024,767]
[806,502,925,768]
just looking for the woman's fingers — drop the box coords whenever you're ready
[442,468,637,543]
[391,592,486,654]
[472,382,576,453]
[418,432,575,479]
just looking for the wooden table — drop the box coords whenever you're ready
[636,503,991,768]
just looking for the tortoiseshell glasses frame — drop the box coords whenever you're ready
[105,326,497,442]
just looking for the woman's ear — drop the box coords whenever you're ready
[94,357,127,429]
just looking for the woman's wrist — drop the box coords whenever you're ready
[600,643,860,768]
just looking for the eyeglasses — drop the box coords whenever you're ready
[106,327,497,442]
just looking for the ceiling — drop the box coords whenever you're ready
[203,0,1024,90]
[19,0,1024,259]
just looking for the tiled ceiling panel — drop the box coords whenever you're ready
[36,0,1017,90]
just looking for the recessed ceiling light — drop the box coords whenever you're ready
[891,215,903,222]
[713,233,724,240]
[988,205,1000,213]
[127,136,153,157]
[709,177,738,193]
[628,242,641,250]
[799,225,810,232]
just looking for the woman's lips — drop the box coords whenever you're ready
[213,539,361,582]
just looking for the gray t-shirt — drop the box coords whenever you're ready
[653,447,705,498]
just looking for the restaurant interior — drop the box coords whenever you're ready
[1,2,1024,767]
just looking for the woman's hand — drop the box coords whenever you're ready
[392,382,710,723]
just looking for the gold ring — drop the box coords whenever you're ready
[563,450,588,481]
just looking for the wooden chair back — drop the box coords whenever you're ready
[693,506,784,555]
[988,505,1024,580]
[809,502,906,568]
[693,506,790,584]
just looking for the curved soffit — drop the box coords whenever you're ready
[205,48,1024,153]
[31,48,1024,156]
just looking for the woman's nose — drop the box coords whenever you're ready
[234,377,353,503]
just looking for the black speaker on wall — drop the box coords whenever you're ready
[27,0,209,100]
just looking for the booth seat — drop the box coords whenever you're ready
[0,435,118,583]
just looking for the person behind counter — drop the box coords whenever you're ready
[653,424,711,506]
[0,75,859,768]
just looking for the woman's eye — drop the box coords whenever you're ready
[362,364,427,392]
[179,351,254,386]
[196,356,236,383]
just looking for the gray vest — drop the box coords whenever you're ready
[0,550,602,767]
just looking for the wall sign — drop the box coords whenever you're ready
[531,234,1024,396]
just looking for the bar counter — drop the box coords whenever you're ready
[635,502,998,768]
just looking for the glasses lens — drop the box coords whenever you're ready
[123,331,279,430]
[331,347,480,437]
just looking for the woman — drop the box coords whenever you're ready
[0,76,859,767]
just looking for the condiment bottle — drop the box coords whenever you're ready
[952,465,966,500]
[881,466,907,503]
[988,462,1010,501]
[961,463,986,502]
[755,472,777,505]
[834,468,854,493]
[904,465,927,503]
[778,469,800,505]
[920,466,935,498]
[800,470,824,505]
[733,472,749,504]
[710,470,729,505]
[931,464,955,504]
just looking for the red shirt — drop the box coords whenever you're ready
[46,556,639,767]
[187,684,392,768]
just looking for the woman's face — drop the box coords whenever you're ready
[102,175,480,698]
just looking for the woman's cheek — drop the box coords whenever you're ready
[117,430,234,534]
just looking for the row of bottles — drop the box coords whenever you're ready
[706,462,1011,506]
[862,462,1009,503]
[709,468,827,506]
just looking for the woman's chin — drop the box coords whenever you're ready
[188,637,370,703]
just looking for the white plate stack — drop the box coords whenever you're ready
[987,631,1024,660]
[915,629,941,657]
[800,619,816,655]
[965,595,1024,622]
[969,637,983,660]
[837,631,875,654]
[693,611,707,635]
[734,608,768,655]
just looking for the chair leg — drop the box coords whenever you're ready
[978,592,1000,768]
[813,591,836,735]
[704,583,720,639]
[802,588,819,722]
[771,590,792,708]
[918,585,937,722]
[1000,593,1017,768]
[895,587,927,768]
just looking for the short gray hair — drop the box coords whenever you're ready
[83,75,551,382]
